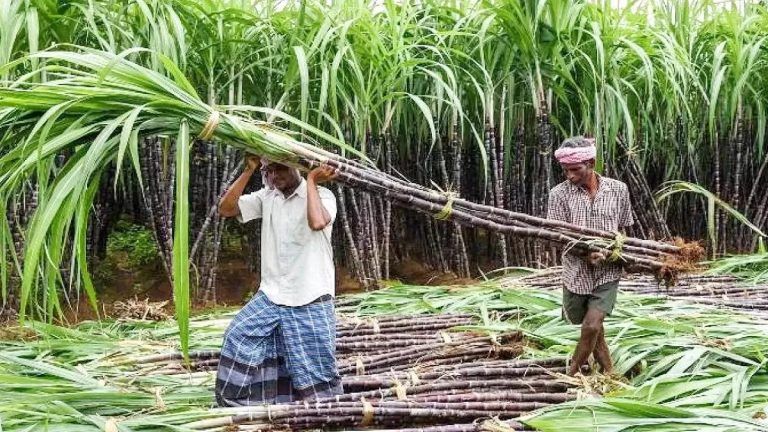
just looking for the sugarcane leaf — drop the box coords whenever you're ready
[157,53,197,99]
[293,46,309,124]
[630,374,732,404]
[667,346,708,376]
[406,94,436,145]
[173,120,190,360]
[19,123,117,319]
[73,179,101,317]
[114,105,145,192]
[655,180,765,259]
[0,353,100,386]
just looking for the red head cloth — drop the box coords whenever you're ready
[554,139,596,164]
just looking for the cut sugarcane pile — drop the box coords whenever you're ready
[2,282,768,431]
[129,314,575,431]
[182,352,573,431]
[503,268,768,317]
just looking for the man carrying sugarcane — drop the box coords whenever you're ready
[215,155,341,406]
[547,136,634,376]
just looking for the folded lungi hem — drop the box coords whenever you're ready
[215,354,342,406]
[215,354,296,406]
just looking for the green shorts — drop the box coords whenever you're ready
[562,280,619,325]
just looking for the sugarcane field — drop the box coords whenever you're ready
[4,0,768,431]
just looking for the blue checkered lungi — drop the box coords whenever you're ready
[215,291,342,406]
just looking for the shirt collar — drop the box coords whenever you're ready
[285,178,307,200]
[567,173,603,193]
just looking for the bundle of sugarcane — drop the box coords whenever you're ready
[217,423,531,432]
[297,155,702,280]
[617,278,768,316]
[191,355,575,430]
[140,334,524,377]
[337,333,523,376]
[336,313,476,337]
[341,366,574,397]
[130,346,577,431]
[114,309,574,431]
[342,356,569,387]
[335,332,475,355]
[124,313,562,432]
[509,268,743,289]
[0,49,702,292]
[225,423,532,432]
[121,315,463,374]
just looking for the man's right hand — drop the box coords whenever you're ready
[220,156,260,218]
[245,155,260,172]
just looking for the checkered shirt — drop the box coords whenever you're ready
[547,175,634,294]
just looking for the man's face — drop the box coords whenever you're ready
[560,160,594,187]
[263,163,299,192]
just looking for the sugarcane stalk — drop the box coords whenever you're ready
[365,193,383,282]
[383,132,393,279]
[412,391,574,404]
[486,120,508,268]
[318,378,571,404]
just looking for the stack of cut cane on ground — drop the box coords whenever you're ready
[134,313,579,431]
[505,271,768,317]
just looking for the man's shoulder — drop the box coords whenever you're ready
[254,187,277,200]
[549,180,572,195]
[600,176,628,191]
[242,187,273,201]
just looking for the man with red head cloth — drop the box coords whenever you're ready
[547,136,634,376]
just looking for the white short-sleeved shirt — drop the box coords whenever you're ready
[236,178,337,306]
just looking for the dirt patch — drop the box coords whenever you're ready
[391,259,475,286]
[46,254,471,325]
[0,324,38,342]
[206,258,259,305]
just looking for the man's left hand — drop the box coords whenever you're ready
[308,164,339,184]
[588,251,606,266]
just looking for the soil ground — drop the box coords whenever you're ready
[40,255,475,324]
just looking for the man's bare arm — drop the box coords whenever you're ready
[306,165,338,231]
[219,156,259,218]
